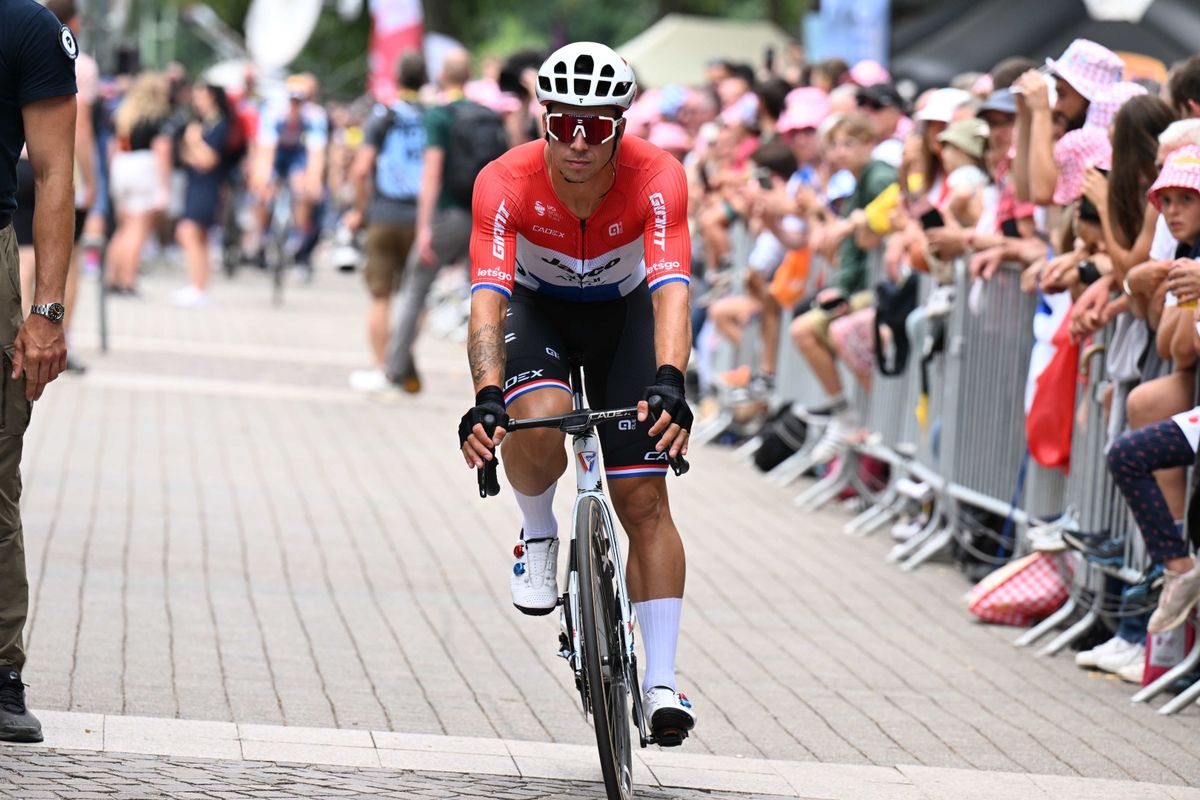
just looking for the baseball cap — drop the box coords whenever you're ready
[857,82,905,111]
[1052,126,1112,205]
[938,118,990,160]
[915,88,972,123]
[1148,145,1200,211]
[849,59,891,88]
[779,87,830,133]
[1045,39,1123,102]
[978,88,1017,116]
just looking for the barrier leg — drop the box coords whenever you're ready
[793,455,855,511]
[887,510,943,563]
[1132,636,1200,704]
[844,491,902,537]
[690,409,734,446]
[767,446,823,487]
[1014,595,1078,648]
[1036,573,1101,657]
[1157,674,1200,715]
[734,435,763,463]
[900,525,954,572]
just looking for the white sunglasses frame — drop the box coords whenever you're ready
[544,112,624,145]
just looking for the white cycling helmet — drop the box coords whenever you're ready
[536,42,637,111]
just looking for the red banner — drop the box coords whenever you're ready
[369,0,423,101]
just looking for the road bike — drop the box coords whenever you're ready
[477,362,689,800]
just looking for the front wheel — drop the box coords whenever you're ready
[575,497,633,800]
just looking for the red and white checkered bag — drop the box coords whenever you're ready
[966,552,1073,626]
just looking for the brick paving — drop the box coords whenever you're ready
[0,748,790,800]
[9,262,1200,788]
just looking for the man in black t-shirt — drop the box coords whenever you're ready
[0,0,77,744]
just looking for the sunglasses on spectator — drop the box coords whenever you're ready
[546,113,624,146]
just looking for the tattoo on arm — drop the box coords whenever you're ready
[468,322,505,386]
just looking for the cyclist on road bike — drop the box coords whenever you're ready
[252,73,328,264]
[457,42,696,743]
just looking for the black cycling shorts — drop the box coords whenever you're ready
[503,284,668,480]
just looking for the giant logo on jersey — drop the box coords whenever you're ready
[649,192,667,251]
[492,200,511,260]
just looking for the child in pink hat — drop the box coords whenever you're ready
[1148,145,1200,257]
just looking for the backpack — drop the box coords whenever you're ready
[752,407,808,472]
[375,100,426,202]
[221,113,248,171]
[443,100,508,207]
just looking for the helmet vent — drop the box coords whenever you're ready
[555,77,569,94]
[596,80,612,97]
[600,64,615,78]
[574,77,591,96]
[553,61,567,74]
[538,75,552,93]
[613,81,632,98]
[574,54,594,75]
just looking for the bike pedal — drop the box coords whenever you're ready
[653,728,687,748]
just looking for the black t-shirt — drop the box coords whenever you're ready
[0,0,78,218]
[128,116,166,151]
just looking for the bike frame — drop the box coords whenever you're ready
[478,361,688,752]
[560,369,653,748]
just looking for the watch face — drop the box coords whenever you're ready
[47,303,65,323]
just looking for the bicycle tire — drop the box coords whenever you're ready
[575,496,633,800]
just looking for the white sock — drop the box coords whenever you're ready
[514,483,558,541]
[635,597,682,693]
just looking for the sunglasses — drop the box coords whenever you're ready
[546,113,623,146]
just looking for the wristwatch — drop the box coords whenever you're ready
[29,302,65,323]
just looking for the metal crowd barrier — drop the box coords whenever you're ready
[691,220,757,446]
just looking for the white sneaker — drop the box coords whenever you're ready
[510,535,559,616]
[171,286,209,309]
[643,687,696,746]
[891,514,928,543]
[1075,635,1127,669]
[349,368,389,393]
[1096,638,1145,675]
[809,416,855,464]
[1117,660,1145,685]
[1028,525,1067,553]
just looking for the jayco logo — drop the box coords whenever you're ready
[534,200,546,216]
[492,200,510,259]
[649,192,667,250]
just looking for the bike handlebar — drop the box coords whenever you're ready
[476,396,690,498]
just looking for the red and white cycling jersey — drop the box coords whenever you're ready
[469,136,690,302]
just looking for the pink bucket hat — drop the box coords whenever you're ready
[1148,145,1200,211]
[1045,39,1123,102]
[849,59,890,88]
[779,87,830,133]
[1085,81,1147,130]
[1052,126,1113,205]
[648,122,692,152]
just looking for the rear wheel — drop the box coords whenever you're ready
[575,497,633,800]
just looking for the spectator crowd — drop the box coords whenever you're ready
[37,9,1200,706]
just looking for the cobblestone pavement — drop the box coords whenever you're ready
[11,262,1200,788]
[0,748,789,800]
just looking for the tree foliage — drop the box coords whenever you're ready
[145,0,803,99]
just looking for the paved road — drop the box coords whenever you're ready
[0,748,788,800]
[12,262,1200,787]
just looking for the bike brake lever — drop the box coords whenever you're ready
[477,414,502,498]
[668,455,689,477]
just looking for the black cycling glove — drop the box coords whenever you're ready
[458,385,509,448]
[642,365,693,433]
